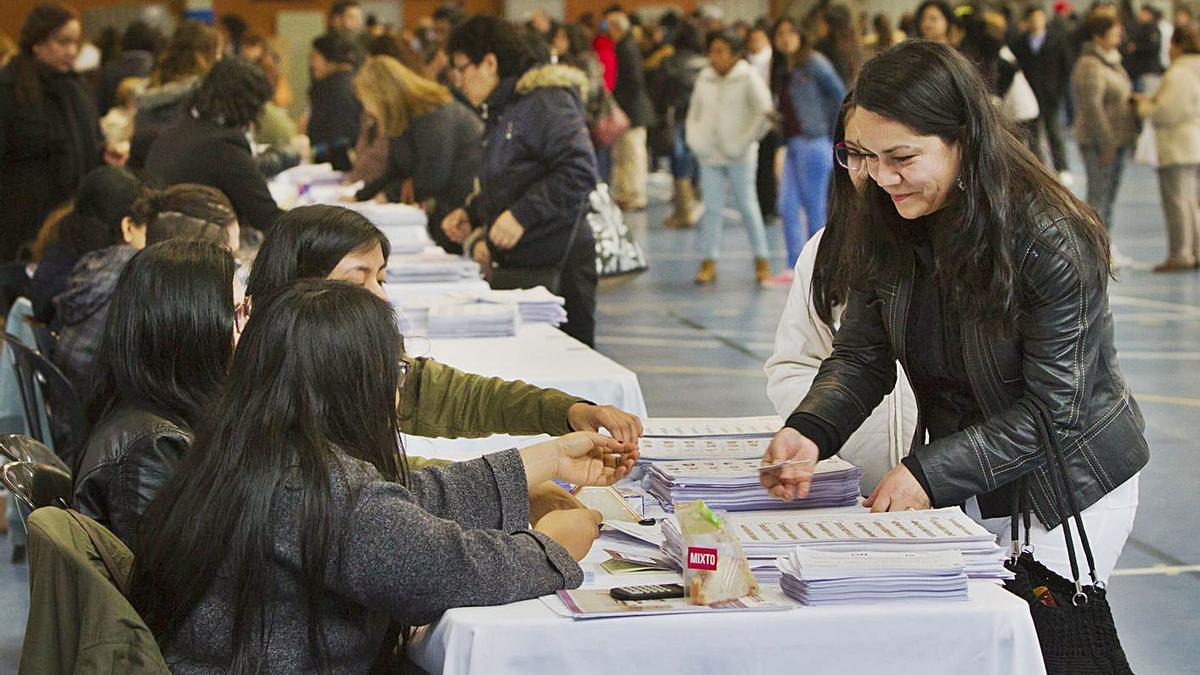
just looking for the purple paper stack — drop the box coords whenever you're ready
[647,458,863,512]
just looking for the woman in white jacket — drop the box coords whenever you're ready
[765,100,917,494]
[686,30,775,286]
[1136,25,1200,272]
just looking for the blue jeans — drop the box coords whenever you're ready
[778,135,833,268]
[670,122,697,180]
[697,158,770,260]
[1079,144,1128,231]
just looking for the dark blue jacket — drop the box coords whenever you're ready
[467,64,597,268]
[787,52,846,139]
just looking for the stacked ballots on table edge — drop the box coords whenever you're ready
[661,507,1012,584]
[647,458,863,512]
[777,549,969,606]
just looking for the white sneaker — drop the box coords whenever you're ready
[1057,170,1074,187]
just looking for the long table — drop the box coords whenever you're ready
[407,541,1045,675]
[402,324,648,462]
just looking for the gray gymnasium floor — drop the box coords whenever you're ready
[2,155,1198,673]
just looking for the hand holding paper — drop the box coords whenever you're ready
[520,431,638,489]
[759,427,820,500]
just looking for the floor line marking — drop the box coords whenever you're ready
[1111,564,1200,577]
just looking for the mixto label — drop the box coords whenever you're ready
[687,546,718,571]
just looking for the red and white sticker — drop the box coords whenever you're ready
[687,546,718,571]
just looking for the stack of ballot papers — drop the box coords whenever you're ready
[646,458,863,512]
[374,224,433,254]
[776,549,969,606]
[638,416,783,462]
[446,286,567,325]
[661,507,1011,583]
[386,254,481,284]
[339,201,428,230]
[426,303,518,338]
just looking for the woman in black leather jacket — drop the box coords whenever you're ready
[72,239,237,547]
[761,41,1148,582]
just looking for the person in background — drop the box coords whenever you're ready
[442,16,601,346]
[329,0,366,41]
[747,22,780,225]
[344,33,425,190]
[605,8,654,212]
[1125,4,1165,91]
[1011,4,1074,183]
[766,98,918,494]
[95,20,158,116]
[773,26,846,281]
[1136,24,1200,272]
[130,279,635,672]
[129,21,221,169]
[865,13,904,57]
[73,239,238,548]
[915,0,957,43]
[99,76,145,162]
[0,3,104,263]
[30,166,141,327]
[1072,11,1138,258]
[687,30,775,286]
[761,41,1146,583]
[53,184,236,390]
[815,3,863,85]
[305,31,362,171]
[239,32,293,111]
[0,32,16,67]
[217,13,248,57]
[145,57,282,233]
[352,56,482,253]
[657,19,708,229]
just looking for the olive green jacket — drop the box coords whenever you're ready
[399,357,586,469]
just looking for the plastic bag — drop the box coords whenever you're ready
[677,501,758,605]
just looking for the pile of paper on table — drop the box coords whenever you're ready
[661,507,1011,583]
[647,457,863,512]
[636,416,783,463]
[447,286,567,326]
[386,254,481,284]
[777,549,969,606]
[427,303,518,338]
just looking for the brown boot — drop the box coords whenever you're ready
[695,259,717,285]
[754,257,771,284]
[677,179,703,227]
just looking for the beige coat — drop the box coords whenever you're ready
[1137,54,1200,166]
[1071,42,1139,148]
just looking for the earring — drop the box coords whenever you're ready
[956,177,966,191]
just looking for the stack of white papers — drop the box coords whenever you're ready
[427,303,518,338]
[647,458,863,512]
[638,416,783,462]
[776,549,969,605]
[340,201,429,230]
[386,254,481,284]
[447,286,567,326]
[661,508,1011,583]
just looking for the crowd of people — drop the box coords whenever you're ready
[0,0,1175,670]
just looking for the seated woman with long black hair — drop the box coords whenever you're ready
[246,204,642,521]
[131,280,635,671]
[73,238,237,547]
[761,40,1148,582]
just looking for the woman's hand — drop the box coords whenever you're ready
[863,464,931,512]
[528,481,585,525]
[759,427,820,500]
[535,508,603,561]
[471,238,492,280]
[566,403,643,450]
[519,431,637,489]
[488,210,525,250]
[441,208,472,243]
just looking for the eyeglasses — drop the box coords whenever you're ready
[834,141,869,171]
[234,295,253,334]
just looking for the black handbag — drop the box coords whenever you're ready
[1003,398,1133,675]
[488,204,585,295]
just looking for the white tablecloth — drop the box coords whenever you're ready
[408,566,1044,675]
[402,324,648,462]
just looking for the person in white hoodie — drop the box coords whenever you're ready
[765,99,917,494]
[686,30,775,285]
[1136,24,1200,272]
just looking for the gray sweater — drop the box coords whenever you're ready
[162,449,581,673]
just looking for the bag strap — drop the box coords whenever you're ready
[548,198,590,277]
[1027,397,1101,591]
[65,509,130,597]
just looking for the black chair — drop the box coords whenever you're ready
[1,462,72,511]
[2,334,86,471]
[0,434,70,475]
[27,320,58,361]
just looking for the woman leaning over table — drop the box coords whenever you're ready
[760,40,1148,583]
[132,280,636,672]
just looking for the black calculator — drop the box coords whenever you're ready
[609,584,686,601]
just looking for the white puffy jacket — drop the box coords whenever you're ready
[685,60,774,166]
[764,228,919,495]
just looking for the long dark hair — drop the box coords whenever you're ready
[86,239,235,429]
[131,280,408,670]
[812,95,856,328]
[191,56,273,129]
[150,20,219,87]
[820,4,863,83]
[55,166,143,260]
[245,205,389,298]
[13,3,78,106]
[844,40,1110,335]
